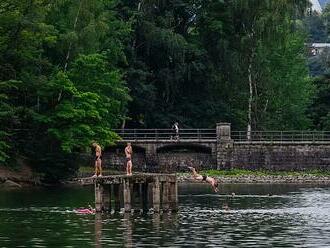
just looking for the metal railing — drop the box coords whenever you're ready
[231,131,330,142]
[9,128,330,142]
[114,129,330,142]
[113,129,216,141]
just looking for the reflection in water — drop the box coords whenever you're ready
[0,184,329,247]
[152,212,160,233]
[94,213,102,248]
[123,213,133,248]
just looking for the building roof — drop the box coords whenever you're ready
[311,43,330,48]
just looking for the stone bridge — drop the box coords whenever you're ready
[103,123,330,172]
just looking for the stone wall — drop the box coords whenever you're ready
[158,152,217,172]
[102,152,147,171]
[103,149,215,172]
[101,142,330,172]
[219,144,330,171]
[99,123,330,172]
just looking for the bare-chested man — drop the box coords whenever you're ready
[92,142,102,177]
[188,166,219,192]
[125,143,133,175]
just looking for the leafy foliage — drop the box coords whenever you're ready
[0,0,130,180]
[0,0,324,180]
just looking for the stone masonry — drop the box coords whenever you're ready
[102,123,330,171]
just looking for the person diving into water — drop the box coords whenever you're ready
[188,166,219,192]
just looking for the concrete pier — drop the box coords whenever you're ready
[80,174,178,213]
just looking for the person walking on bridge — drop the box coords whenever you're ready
[125,143,133,175]
[92,142,102,177]
[172,122,179,140]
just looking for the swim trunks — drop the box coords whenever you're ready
[95,156,102,161]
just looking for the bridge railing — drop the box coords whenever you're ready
[113,129,216,141]
[113,129,330,142]
[231,131,330,142]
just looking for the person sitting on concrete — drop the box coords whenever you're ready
[188,166,219,192]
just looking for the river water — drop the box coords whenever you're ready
[0,183,329,247]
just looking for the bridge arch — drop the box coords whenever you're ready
[156,143,212,153]
[156,143,216,171]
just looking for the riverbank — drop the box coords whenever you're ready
[0,165,42,188]
[76,167,330,185]
[2,165,330,187]
[178,169,330,184]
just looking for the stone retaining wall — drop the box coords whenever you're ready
[102,143,330,172]
[103,151,216,172]
[158,152,216,171]
[219,144,330,171]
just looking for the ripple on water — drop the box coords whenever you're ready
[0,185,329,247]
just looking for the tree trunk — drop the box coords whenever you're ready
[247,46,256,140]
[247,59,253,140]
[121,119,126,130]
[63,0,82,72]
[58,0,82,102]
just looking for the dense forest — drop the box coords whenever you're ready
[1,0,330,180]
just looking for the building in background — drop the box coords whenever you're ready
[308,43,330,56]
[310,0,330,13]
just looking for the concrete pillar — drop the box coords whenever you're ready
[138,183,148,211]
[162,182,170,212]
[142,183,149,211]
[169,182,178,212]
[152,177,160,212]
[95,183,103,212]
[147,183,153,209]
[113,184,121,212]
[216,122,233,169]
[93,175,177,213]
[102,185,111,212]
[216,122,231,141]
[123,178,131,212]
[138,183,143,209]
[130,183,135,211]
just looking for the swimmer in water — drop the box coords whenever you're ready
[75,205,95,214]
[188,166,219,192]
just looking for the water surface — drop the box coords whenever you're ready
[0,184,329,247]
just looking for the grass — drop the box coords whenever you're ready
[194,169,330,177]
[79,166,330,177]
[78,166,121,174]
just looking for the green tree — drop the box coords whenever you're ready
[199,0,311,132]
[0,0,131,181]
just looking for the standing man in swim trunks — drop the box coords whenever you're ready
[125,143,133,175]
[92,142,102,177]
[188,166,219,192]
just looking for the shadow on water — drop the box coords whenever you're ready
[0,183,329,247]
